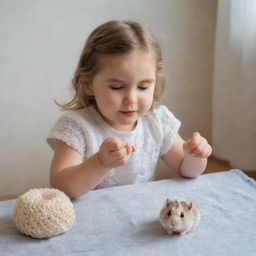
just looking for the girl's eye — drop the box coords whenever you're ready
[110,86,123,90]
[180,212,184,218]
[138,86,149,90]
[167,210,172,216]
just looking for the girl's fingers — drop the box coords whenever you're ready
[184,132,202,152]
[112,146,135,166]
[190,132,201,148]
[111,143,135,160]
[106,137,126,151]
[124,141,135,154]
[193,144,209,157]
[186,139,196,151]
[111,147,129,160]
[125,143,132,154]
[184,132,212,158]
[194,144,212,158]
[123,140,136,154]
[115,155,130,166]
[204,145,212,158]
[184,139,196,153]
[189,139,208,155]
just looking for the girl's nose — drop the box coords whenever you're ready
[123,91,137,105]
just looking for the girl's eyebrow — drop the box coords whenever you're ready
[106,78,155,83]
[106,78,125,83]
[139,79,155,84]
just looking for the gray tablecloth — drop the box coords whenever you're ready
[0,169,256,255]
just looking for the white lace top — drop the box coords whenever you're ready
[47,105,181,189]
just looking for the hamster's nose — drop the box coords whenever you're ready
[171,220,177,226]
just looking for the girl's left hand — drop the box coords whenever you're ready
[183,132,212,158]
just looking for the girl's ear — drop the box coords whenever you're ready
[82,80,94,96]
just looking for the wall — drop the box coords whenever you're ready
[0,0,217,197]
[212,0,256,171]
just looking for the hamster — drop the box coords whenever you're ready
[159,198,200,236]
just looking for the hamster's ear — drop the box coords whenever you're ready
[173,200,179,208]
[181,201,193,211]
[166,198,170,206]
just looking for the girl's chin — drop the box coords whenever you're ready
[100,111,140,131]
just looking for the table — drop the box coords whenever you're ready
[0,169,256,255]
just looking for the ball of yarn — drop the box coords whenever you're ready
[13,188,75,239]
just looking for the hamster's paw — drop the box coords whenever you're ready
[166,229,174,235]
[179,231,188,236]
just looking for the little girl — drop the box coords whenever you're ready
[47,20,212,199]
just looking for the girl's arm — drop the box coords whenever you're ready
[50,138,135,199]
[161,132,212,177]
[50,140,110,199]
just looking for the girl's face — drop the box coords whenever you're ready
[85,49,156,131]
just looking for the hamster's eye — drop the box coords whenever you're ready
[180,212,184,218]
[167,210,172,216]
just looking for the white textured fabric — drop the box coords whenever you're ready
[1,170,256,255]
[47,105,181,189]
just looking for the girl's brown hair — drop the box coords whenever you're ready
[56,20,165,111]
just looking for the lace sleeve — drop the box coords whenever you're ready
[47,114,86,158]
[157,106,181,156]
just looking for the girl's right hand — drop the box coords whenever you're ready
[98,137,136,169]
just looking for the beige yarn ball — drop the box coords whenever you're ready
[13,188,75,239]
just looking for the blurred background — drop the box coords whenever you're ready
[0,0,255,198]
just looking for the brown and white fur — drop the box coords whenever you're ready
[159,198,200,236]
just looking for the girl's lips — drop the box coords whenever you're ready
[120,111,136,116]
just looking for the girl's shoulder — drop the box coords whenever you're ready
[56,106,96,125]
[47,107,97,158]
[48,106,100,139]
[145,105,180,126]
